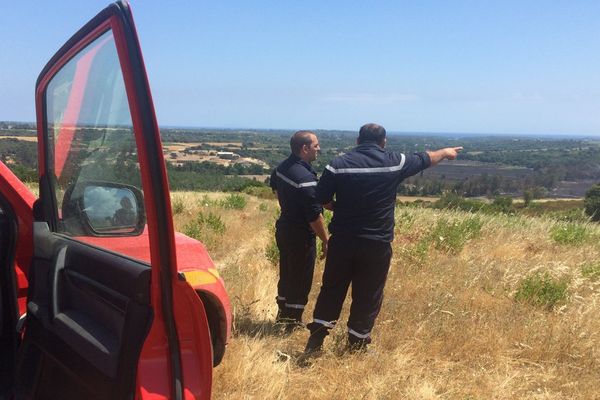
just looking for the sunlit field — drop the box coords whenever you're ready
[170,191,600,400]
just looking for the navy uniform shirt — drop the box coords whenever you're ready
[317,142,431,242]
[270,154,323,232]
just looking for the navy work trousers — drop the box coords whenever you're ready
[275,224,316,319]
[311,235,392,339]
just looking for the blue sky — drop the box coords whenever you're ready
[1,1,599,135]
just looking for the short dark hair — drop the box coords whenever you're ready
[290,130,315,155]
[358,123,386,144]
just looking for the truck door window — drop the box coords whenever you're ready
[44,29,147,247]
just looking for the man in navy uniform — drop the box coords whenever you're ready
[270,131,329,329]
[304,123,462,352]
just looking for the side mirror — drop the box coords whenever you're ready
[62,181,145,236]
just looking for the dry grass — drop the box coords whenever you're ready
[173,192,600,399]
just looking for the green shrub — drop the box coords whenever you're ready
[258,203,269,212]
[548,208,590,223]
[400,238,430,267]
[172,197,185,215]
[183,220,203,241]
[434,193,486,213]
[515,272,568,310]
[584,184,600,221]
[8,163,37,182]
[220,193,247,210]
[202,212,226,234]
[491,196,514,214]
[581,262,600,280]
[266,237,279,265]
[183,211,225,241]
[429,217,483,254]
[243,186,276,199]
[550,223,588,245]
[199,195,218,208]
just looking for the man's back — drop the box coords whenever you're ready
[317,142,431,242]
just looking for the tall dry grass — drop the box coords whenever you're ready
[172,192,600,399]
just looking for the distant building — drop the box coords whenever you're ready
[217,151,239,160]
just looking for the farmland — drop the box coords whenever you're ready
[1,121,599,198]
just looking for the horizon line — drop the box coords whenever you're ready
[1,120,599,138]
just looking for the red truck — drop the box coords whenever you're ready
[0,2,232,399]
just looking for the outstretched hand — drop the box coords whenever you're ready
[444,146,463,160]
[427,146,464,166]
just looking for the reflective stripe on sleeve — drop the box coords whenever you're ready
[276,171,317,188]
[284,303,305,309]
[348,328,371,339]
[313,318,336,328]
[325,154,405,174]
[277,296,286,301]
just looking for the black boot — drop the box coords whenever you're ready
[277,307,304,334]
[347,334,371,353]
[304,322,329,355]
[275,297,286,323]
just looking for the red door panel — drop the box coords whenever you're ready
[15,2,214,399]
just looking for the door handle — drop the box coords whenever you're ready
[51,246,68,319]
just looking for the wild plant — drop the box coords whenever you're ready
[265,237,279,265]
[550,223,589,245]
[581,262,600,280]
[515,271,568,310]
[220,193,247,210]
[182,211,225,242]
[429,216,483,254]
[201,212,226,234]
[172,196,185,215]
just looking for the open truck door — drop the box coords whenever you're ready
[13,2,213,399]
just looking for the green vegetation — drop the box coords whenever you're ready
[417,194,592,222]
[166,163,266,192]
[265,237,279,266]
[550,223,589,245]
[183,211,226,243]
[491,196,514,214]
[243,186,275,199]
[2,123,599,203]
[515,272,568,310]
[432,193,515,215]
[584,184,600,221]
[545,208,590,223]
[220,193,247,210]
[581,262,600,280]
[172,196,185,215]
[429,217,483,254]
[0,137,37,181]
[433,193,487,212]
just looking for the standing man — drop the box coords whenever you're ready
[304,123,462,352]
[270,131,329,329]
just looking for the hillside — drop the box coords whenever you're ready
[170,191,600,399]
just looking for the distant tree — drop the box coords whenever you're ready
[584,184,600,222]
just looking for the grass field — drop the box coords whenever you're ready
[170,191,600,400]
